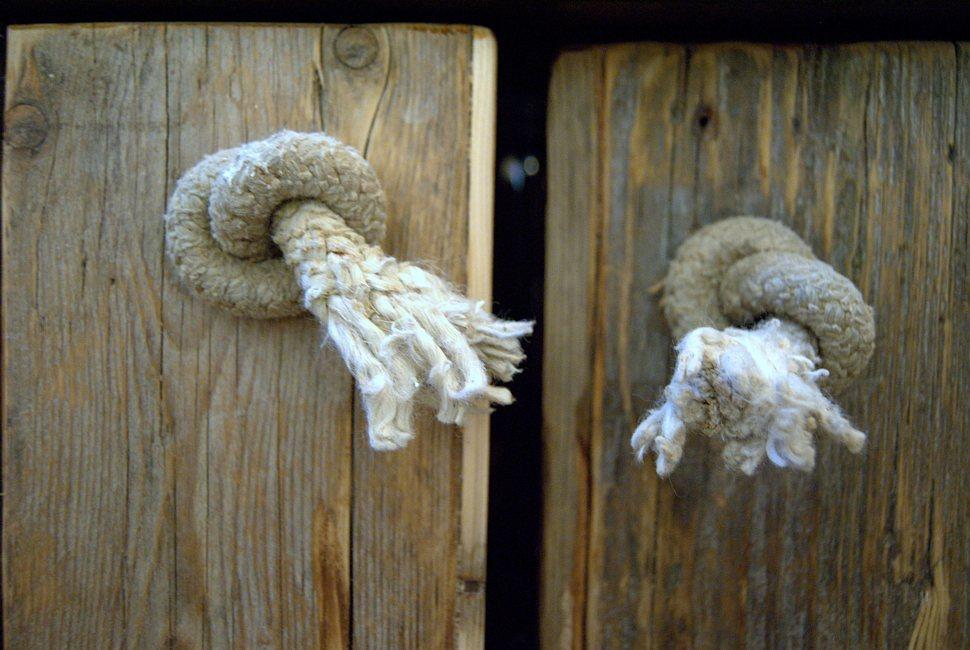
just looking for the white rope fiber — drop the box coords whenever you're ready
[632,319,866,476]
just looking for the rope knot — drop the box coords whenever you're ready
[633,217,875,476]
[165,131,532,450]
[165,131,387,318]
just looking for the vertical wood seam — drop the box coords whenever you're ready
[316,26,355,648]
[161,22,176,650]
[344,24,393,648]
[97,21,133,644]
[457,26,496,649]
[860,48,884,645]
[276,337,285,650]
[205,276,212,650]
[583,45,610,650]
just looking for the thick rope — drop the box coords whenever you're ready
[631,217,875,476]
[165,131,532,449]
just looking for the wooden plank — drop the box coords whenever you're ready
[588,43,689,650]
[540,49,604,650]
[544,42,968,648]
[456,26,498,650]
[348,25,477,649]
[3,24,169,647]
[161,25,346,647]
[4,23,493,648]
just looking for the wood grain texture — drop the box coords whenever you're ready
[3,23,496,648]
[543,42,968,648]
[456,27,498,650]
[541,50,603,650]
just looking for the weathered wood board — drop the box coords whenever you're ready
[543,43,968,648]
[3,23,497,648]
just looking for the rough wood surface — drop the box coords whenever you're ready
[3,23,496,648]
[456,27,499,650]
[543,42,969,648]
[541,50,603,650]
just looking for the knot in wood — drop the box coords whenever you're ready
[334,26,380,69]
[4,103,49,150]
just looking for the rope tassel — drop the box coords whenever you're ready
[632,217,875,476]
[274,200,531,448]
[165,131,532,449]
[632,319,866,476]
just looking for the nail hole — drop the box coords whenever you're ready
[462,579,484,594]
[694,105,716,133]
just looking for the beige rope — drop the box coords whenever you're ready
[632,217,875,476]
[165,131,532,449]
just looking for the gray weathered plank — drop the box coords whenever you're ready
[540,49,603,650]
[544,42,968,648]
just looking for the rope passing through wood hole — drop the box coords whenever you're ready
[165,131,533,450]
[632,217,875,476]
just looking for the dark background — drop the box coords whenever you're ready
[3,2,967,647]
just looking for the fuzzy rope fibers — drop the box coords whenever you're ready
[632,217,875,477]
[165,131,532,450]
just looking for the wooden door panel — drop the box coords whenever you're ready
[3,23,496,648]
[543,43,968,648]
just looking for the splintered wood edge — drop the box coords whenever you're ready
[456,26,497,650]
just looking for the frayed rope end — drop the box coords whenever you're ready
[274,201,533,450]
[631,319,866,477]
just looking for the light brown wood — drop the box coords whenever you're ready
[456,27,498,650]
[543,42,969,648]
[3,22,496,648]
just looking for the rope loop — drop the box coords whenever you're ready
[662,217,874,388]
[164,130,387,318]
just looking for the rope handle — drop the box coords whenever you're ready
[632,217,875,476]
[165,131,532,450]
